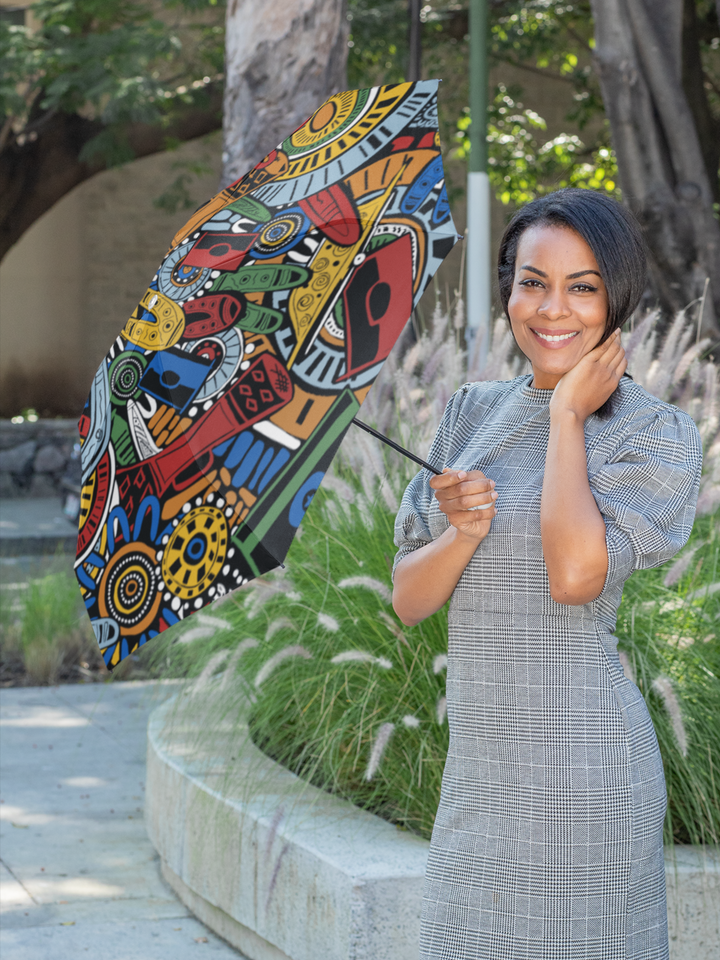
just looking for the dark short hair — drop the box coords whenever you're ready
[497,188,647,344]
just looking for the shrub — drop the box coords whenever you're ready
[145,304,720,846]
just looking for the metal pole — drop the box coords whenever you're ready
[408,0,421,82]
[466,0,491,372]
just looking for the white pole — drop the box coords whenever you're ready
[466,170,491,371]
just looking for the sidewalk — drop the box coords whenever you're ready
[0,498,78,557]
[0,681,247,959]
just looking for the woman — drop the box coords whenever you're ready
[392,189,702,960]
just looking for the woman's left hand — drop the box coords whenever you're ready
[549,328,627,421]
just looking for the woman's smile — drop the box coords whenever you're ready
[507,225,609,388]
[530,327,580,346]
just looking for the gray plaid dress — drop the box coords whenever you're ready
[393,375,702,960]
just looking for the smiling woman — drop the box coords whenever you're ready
[392,189,704,960]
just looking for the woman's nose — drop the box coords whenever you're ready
[537,287,569,321]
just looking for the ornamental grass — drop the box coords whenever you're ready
[143,303,720,846]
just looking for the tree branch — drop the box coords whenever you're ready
[0,84,223,263]
[496,57,575,85]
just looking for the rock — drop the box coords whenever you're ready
[0,472,16,498]
[34,444,66,474]
[29,474,59,497]
[0,441,36,474]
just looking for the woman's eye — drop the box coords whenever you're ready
[572,283,597,293]
[519,279,542,288]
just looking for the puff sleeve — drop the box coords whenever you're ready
[392,386,469,578]
[588,406,703,586]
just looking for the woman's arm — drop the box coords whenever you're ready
[541,330,627,604]
[392,469,497,626]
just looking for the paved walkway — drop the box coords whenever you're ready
[0,498,78,557]
[0,681,247,959]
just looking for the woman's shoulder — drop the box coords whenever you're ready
[595,377,702,459]
[612,378,699,430]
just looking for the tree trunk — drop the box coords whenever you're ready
[222,0,349,187]
[590,0,720,335]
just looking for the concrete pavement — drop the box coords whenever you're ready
[0,498,78,557]
[0,681,247,959]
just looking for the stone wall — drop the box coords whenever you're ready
[0,419,79,499]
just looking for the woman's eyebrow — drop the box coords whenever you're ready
[519,264,547,276]
[566,269,601,279]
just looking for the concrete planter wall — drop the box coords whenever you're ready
[145,697,719,960]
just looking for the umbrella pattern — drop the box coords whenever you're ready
[75,79,458,669]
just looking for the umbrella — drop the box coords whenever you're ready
[75,79,458,669]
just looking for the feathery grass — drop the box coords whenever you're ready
[142,303,719,845]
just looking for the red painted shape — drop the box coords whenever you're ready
[417,132,436,149]
[183,232,258,271]
[337,234,414,381]
[78,413,90,442]
[124,353,294,497]
[182,294,244,339]
[299,183,361,246]
[77,450,112,555]
[392,136,415,152]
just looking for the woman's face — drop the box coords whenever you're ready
[507,224,610,389]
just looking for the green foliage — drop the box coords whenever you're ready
[455,83,619,205]
[617,512,720,845]
[20,571,82,647]
[1,0,225,165]
[347,0,408,88]
[146,478,719,847]
[0,568,108,685]
[152,151,215,213]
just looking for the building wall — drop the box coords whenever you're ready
[0,38,594,416]
[0,135,223,416]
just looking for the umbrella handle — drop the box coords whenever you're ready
[351,418,443,476]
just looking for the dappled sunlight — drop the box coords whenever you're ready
[62,777,107,789]
[1,714,89,729]
[31,877,126,900]
[0,804,54,826]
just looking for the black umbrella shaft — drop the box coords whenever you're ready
[351,418,442,476]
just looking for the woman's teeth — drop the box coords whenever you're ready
[533,330,578,342]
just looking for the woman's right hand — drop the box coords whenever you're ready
[393,468,498,625]
[430,468,498,543]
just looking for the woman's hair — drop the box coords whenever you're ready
[497,188,647,345]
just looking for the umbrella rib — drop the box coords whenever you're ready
[351,419,442,475]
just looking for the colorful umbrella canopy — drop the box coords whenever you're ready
[76,79,458,669]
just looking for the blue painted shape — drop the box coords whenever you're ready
[257,448,290,494]
[103,647,115,666]
[133,496,161,542]
[77,565,98,591]
[289,471,325,528]
[213,439,233,457]
[120,638,129,660]
[232,440,265,488]
[87,552,105,569]
[139,347,212,412]
[249,447,275,491]
[162,607,179,626]
[432,183,451,226]
[225,431,254,470]
[400,155,444,214]
[107,507,131,553]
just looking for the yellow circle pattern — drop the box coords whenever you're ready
[162,506,228,600]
